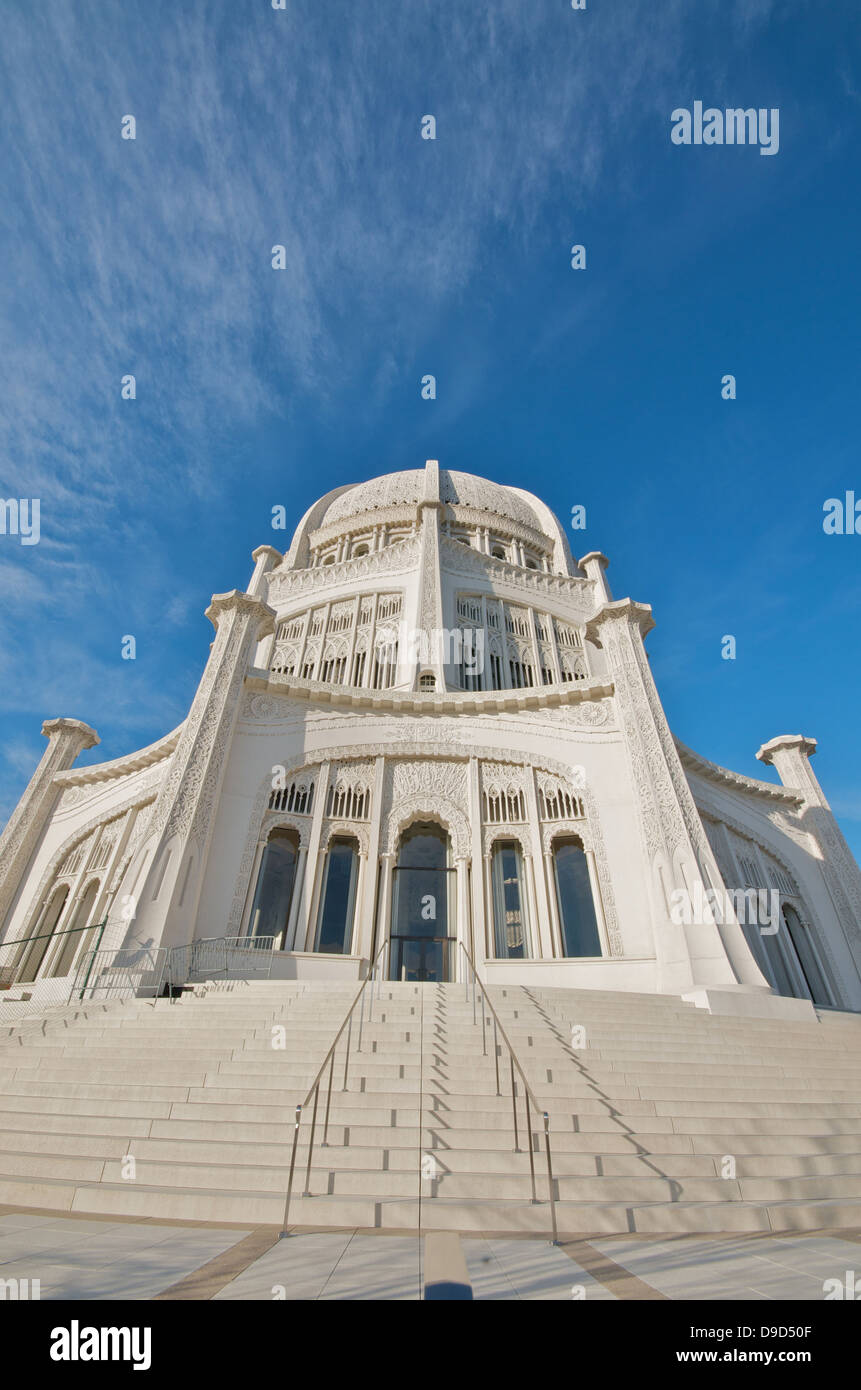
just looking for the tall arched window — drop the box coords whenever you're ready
[50,879,99,978]
[17,885,70,983]
[391,822,454,981]
[553,839,601,957]
[491,841,531,959]
[315,837,359,954]
[247,829,298,946]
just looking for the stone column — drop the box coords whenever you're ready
[522,852,541,960]
[543,850,563,957]
[304,847,328,953]
[350,852,367,955]
[296,760,330,950]
[249,546,281,668]
[585,847,610,956]
[525,769,554,958]
[285,846,308,949]
[587,599,768,994]
[454,857,470,981]
[468,760,486,967]
[578,551,612,603]
[356,756,385,964]
[483,852,494,957]
[416,460,446,690]
[0,719,100,935]
[124,590,275,953]
[757,736,861,951]
[377,853,396,977]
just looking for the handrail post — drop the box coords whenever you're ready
[543,1112,558,1244]
[525,1091,537,1202]
[342,1016,352,1091]
[281,1103,302,1234]
[322,1050,336,1146]
[493,1017,500,1095]
[510,1056,519,1152]
[77,920,107,1001]
[481,1000,487,1057]
[303,1084,320,1195]
[357,983,366,1052]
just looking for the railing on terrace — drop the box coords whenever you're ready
[72,942,168,1004]
[164,935,277,991]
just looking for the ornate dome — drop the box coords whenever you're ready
[320,468,544,533]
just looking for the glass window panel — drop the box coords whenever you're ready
[554,842,601,958]
[248,832,297,944]
[316,840,358,954]
[491,842,531,959]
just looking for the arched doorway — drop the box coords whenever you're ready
[390,822,455,981]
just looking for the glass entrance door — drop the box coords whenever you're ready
[390,822,454,982]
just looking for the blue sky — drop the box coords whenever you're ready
[1,0,860,857]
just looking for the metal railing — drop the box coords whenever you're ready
[72,942,168,1003]
[281,938,390,1233]
[458,941,558,1242]
[164,935,276,991]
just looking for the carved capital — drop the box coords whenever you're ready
[205,590,275,639]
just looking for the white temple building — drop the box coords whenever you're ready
[2,460,861,1017]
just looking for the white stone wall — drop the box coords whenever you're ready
[3,463,860,1016]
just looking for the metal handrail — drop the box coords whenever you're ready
[457,941,558,1243]
[280,938,390,1233]
[163,935,277,996]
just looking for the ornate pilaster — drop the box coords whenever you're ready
[588,599,768,993]
[123,591,274,951]
[757,736,861,945]
[417,459,446,689]
[0,718,100,933]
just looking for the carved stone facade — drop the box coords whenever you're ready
[2,462,859,1014]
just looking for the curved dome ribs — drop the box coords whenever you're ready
[261,464,596,700]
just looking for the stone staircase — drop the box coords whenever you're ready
[0,979,859,1234]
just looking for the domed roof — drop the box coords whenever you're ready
[320,468,544,533]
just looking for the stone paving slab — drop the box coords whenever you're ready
[213,1233,422,1300]
[590,1233,861,1300]
[1,1208,859,1301]
[0,1212,247,1300]
[463,1236,617,1300]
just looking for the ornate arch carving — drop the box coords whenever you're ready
[320,821,370,855]
[9,796,154,942]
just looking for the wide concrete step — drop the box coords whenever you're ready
[1,1164,859,1236]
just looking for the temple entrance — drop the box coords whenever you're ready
[390,822,454,981]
